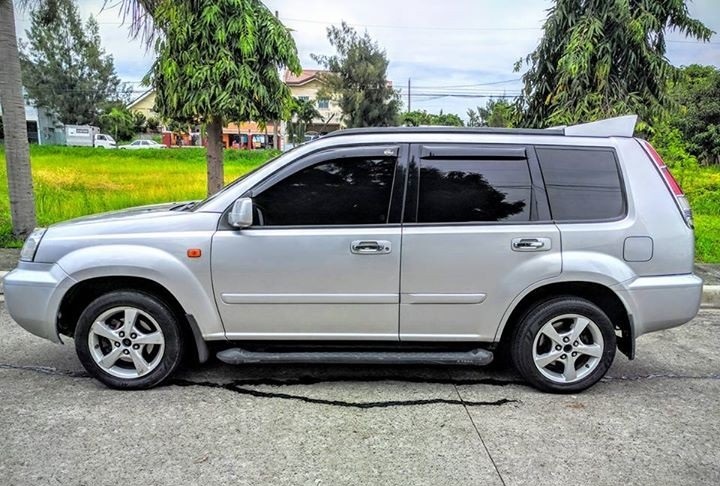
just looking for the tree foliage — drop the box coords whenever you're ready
[402,110,464,127]
[148,0,301,194]
[286,97,322,144]
[517,0,714,128]
[20,0,123,125]
[312,22,400,128]
[467,99,517,128]
[667,65,720,165]
[98,104,135,141]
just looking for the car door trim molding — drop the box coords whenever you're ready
[401,293,487,304]
[220,293,399,304]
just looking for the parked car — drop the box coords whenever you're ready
[118,140,166,150]
[4,116,701,392]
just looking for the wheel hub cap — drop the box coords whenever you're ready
[88,306,165,379]
[531,313,604,384]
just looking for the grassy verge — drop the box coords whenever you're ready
[0,145,276,246]
[1,145,719,262]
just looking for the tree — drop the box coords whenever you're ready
[148,0,300,195]
[312,22,400,128]
[132,111,147,134]
[20,0,123,126]
[99,105,135,141]
[517,0,714,128]
[286,97,321,144]
[402,110,463,127]
[669,65,720,165]
[146,116,160,132]
[0,0,36,238]
[1,0,152,239]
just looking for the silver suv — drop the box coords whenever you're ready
[4,115,702,392]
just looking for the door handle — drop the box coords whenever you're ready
[511,237,551,252]
[351,240,392,254]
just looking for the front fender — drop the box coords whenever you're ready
[55,244,225,338]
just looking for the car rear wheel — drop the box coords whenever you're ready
[75,290,184,389]
[510,297,616,393]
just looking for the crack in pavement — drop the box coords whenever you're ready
[0,363,519,409]
[3,363,718,409]
[0,363,90,377]
[603,373,720,382]
[171,378,519,409]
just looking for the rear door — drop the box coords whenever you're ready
[212,144,408,340]
[399,143,561,341]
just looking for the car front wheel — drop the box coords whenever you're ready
[510,297,616,393]
[75,290,184,389]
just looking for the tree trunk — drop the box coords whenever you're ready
[206,116,224,196]
[0,0,37,239]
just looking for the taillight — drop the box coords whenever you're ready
[638,139,693,228]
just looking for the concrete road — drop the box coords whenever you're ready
[1,304,718,486]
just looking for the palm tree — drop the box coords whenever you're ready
[0,0,36,238]
[100,107,134,141]
[0,0,156,239]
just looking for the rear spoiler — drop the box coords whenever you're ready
[550,115,638,138]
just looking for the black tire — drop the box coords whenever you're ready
[510,297,616,393]
[75,290,184,390]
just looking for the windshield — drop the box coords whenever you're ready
[191,150,294,211]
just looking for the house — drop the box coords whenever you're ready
[126,89,158,119]
[284,69,343,133]
[125,69,343,149]
[127,89,281,149]
[0,96,64,145]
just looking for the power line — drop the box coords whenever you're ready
[410,78,522,89]
[282,16,543,32]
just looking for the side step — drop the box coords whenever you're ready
[216,347,494,366]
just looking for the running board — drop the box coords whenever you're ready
[216,348,494,366]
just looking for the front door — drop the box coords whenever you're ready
[212,145,407,341]
[399,143,562,341]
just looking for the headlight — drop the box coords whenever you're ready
[19,228,46,262]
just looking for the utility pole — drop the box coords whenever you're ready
[407,78,411,112]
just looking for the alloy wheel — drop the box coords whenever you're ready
[531,313,604,384]
[88,306,166,379]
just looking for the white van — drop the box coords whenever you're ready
[64,125,116,148]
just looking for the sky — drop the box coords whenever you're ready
[14,0,720,119]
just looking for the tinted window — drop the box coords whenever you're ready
[254,156,396,226]
[417,159,532,223]
[536,148,624,221]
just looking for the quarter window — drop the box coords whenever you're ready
[536,147,624,221]
[417,158,532,223]
[253,156,397,226]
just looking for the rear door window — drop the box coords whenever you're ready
[415,147,533,224]
[536,147,624,221]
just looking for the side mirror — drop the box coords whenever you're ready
[228,197,253,228]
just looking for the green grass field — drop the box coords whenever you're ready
[0,145,277,246]
[1,145,719,262]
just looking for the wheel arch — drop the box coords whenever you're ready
[496,280,634,359]
[58,275,209,363]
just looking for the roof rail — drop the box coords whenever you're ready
[321,115,638,139]
[559,115,638,138]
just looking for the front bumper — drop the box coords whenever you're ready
[614,274,703,338]
[3,262,75,343]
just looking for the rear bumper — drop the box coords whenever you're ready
[3,263,75,343]
[614,274,703,337]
